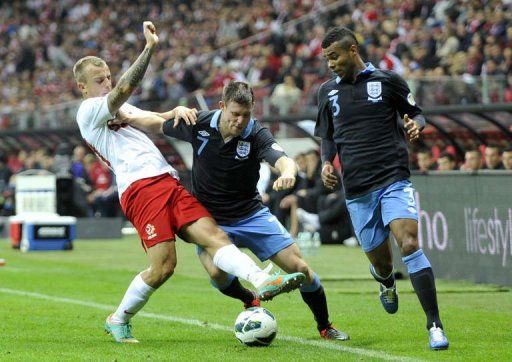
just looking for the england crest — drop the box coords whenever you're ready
[236,141,251,158]
[367,81,382,101]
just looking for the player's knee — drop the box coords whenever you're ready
[151,260,176,286]
[161,260,176,280]
[399,234,419,256]
[208,227,231,249]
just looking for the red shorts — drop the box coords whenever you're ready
[120,173,211,249]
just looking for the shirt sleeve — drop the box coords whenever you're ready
[161,110,212,142]
[76,96,115,130]
[321,139,337,163]
[162,118,194,142]
[314,85,334,140]
[253,122,287,166]
[388,72,423,119]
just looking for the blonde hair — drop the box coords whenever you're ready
[73,56,107,83]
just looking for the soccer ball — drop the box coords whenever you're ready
[234,307,277,347]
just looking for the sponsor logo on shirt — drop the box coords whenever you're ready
[328,89,338,96]
[145,223,157,240]
[235,141,251,160]
[198,130,210,137]
[367,81,382,102]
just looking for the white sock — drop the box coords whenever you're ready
[212,244,270,288]
[111,273,155,324]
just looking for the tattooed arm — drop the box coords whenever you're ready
[107,21,159,115]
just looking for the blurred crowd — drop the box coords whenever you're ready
[412,144,512,171]
[1,0,512,129]
[1,0,512,244]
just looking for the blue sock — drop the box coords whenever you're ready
[403,249,441,330]
[402,249,431,274]
[299,274,330,330]
[300,273,321,293]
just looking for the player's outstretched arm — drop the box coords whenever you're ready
[109,106,199,134]
[272,156,297,191]
[109,109,166,134]
[155,107,198,128]
[107,21,159,115]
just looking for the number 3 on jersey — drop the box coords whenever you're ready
[329,94,340,117]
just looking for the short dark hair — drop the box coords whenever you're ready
[222,81,254,106]
[322,26,358,50]
[438,152,454,161]
[503,146,512,153]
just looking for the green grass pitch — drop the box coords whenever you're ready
[0,237,510,361]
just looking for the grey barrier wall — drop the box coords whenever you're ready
[0,217,123,241]
[392,172,512,286]
[75,218,124,239]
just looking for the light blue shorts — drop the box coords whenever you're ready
[197,207,294,261]
[346,180,418,253]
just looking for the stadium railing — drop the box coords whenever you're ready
[0,75,509,132]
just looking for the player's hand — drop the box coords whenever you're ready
[272,175,295,191]
[321,162,338,190]
[173,106,198,128]
[143,21,159,48]
[404,114,421,141]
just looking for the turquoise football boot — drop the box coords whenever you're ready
[257,272,306,301]
[104,314,139,344]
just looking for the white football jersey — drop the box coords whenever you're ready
[76,96,177,196]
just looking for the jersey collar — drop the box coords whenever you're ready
[210,109,222,129]
[210,109,255,139]
[335,62,376,84]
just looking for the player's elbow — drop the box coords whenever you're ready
[155,119,166,134]
[116,83,136,97]
[107,86,136,114]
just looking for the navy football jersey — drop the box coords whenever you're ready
[315,63,423,198]
[163,110,286,224]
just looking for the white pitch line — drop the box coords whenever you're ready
[0,287,421,362]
